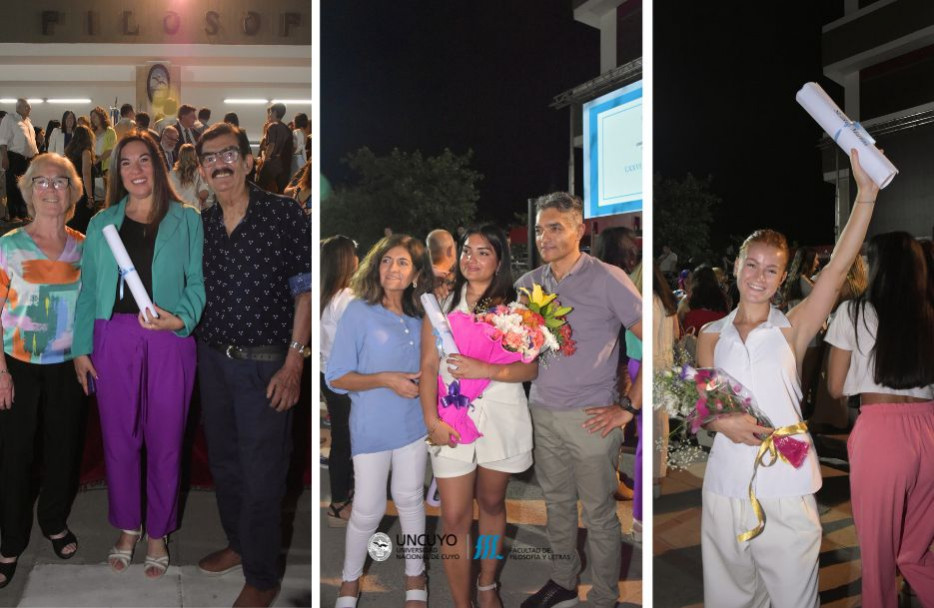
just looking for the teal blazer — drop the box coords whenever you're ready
[73,196,205,356]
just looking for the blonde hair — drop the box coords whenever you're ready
[739,229,790,268]
[18,153,82,221]
[175,143,199,186]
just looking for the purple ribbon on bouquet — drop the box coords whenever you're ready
[441,380,471,410]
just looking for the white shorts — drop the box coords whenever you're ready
[430,449,533,478]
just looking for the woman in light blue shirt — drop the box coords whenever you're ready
[326,234,431,608]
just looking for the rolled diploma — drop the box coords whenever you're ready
[102,224,159,320]
[796,82,897,188]
[419,293,459,355]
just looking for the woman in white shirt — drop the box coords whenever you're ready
[320,235,358,527]
[46,111,76,157]
[419,223,537,608]
[825,231,934,608]
[696,149,880,608]
[169,144,209,209]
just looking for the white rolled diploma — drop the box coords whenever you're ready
[102,224,159,320]
[419,293,459,356]
[796,82,898,188]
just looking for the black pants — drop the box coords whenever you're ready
[0,357,86,557]
[198,342,293,590]
[320,373,354,502]
[4,151,30,219]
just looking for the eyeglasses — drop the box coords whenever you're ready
[199,146,241,166]
[32,176,70,191]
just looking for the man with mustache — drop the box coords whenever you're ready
[194,123,311,607]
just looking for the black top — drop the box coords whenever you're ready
[199,183,311,346]
[113,217,158,314]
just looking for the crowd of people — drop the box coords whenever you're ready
[0,97,310,608]
[655,150,934,608]
[322,193,642,608]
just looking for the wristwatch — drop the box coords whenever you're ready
[289,341,311,358]
[618,396,640,416]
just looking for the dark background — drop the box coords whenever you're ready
[321,1,601,230]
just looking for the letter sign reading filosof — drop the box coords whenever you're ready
[164,11,181,35]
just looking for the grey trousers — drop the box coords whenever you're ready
[530,405,623,608]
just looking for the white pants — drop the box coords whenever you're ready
[342,437,427,581]
[701,491,821,608]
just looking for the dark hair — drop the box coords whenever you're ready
[653,265,678,316]
[535,191,583,222]
[321,235,358,315]
[294,113,309,130]
[268,102,287,120]
[688,265,730,313]
[61,111,76,134]
[783,247,819,303]
[106,130,182,225]
[89,105,111,130]
[449,223,517,312]
[594,226,638,272]
[64,124,94,161]
[177,104,196,120]
[850,232,934,388]
[198,107,211,122]
[351,234,430,318]
[45,120,61,141]
[120,103,134,117]
[197,122,252,158]
[223,112,240,127]
[135,112,151,129]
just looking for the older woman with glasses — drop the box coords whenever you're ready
[0,153,87,588]
[73,130,204,579]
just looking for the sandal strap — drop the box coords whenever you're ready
[49,530,78,557]
[404,588,428,602]
[477,579,498,592]
[334,596,359,608]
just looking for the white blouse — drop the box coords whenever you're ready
[825,301,934,400]
[321,288,354,369]
[702,307,822,498]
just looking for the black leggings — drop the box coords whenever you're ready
[320,373,354,503]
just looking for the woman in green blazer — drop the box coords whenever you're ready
[73,130,204,579]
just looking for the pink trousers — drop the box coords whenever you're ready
[848,401,934,608]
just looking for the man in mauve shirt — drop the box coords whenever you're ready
[516,192,642,608]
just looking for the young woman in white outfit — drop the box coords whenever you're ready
[420,224,537,608]
[696,149,879,608]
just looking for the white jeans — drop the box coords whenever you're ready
[701,491,821,608]
[342,437,428,581]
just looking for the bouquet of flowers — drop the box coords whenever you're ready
[422,284,574,445]
[654,365,809,470]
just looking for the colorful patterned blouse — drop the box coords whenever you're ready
[0,227,84,363]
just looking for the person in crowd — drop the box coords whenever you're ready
[154,98,178,134]
[0,99,40,222]
[114,104,136,141]
[223,112,240,128]
[327,234,431,608]
[89,106,116,197]
[134,112,161,143]
[652,265,680,497]
[0,153,86,589]
[825,231,934,608]
[72,130,205,580]
[681,265,730,335]
[42,121,60,154]
[194,123,310,607]
[175,104,200,149]
[782,246,820,310]
[257,103,292,194]
[76,116,90,129]
[657,244,679,280]
[420,224,537,608]
[158,125,180,170]
[46,111,76,156]
[320,235,358,528]
[63,125,97,234]
[517,193,642,608]
[169,143,209,209]
[196,108,212,134]
[695,150,879,608]
[34,126,46,155]
[593,226,641,275]
[426,228,457,297]
[291,113,310,177]
[283,160,311,215]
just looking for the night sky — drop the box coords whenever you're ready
[654,3,845,249]
[321,1,600,231]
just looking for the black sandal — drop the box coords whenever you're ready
[0,558,17,589]
[327,499,353,528]
[48,530,78,560]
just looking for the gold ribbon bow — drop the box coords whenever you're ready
[737,421,809,543]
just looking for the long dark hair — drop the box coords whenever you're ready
[449,223,517,312]
[653,265,678,316]
[321,235,357,316]
[61,111,76,134]
[850,232,934,388]
[106,130,181,225]
[688,265,729,313]
[783,247,819,303]
[64,125,94,161]
[351,234,431,318]
[593,226,637,273]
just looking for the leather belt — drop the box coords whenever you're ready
[207,342,287,362]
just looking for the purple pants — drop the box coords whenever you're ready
[629,358,642,522]
[93,314,196,537]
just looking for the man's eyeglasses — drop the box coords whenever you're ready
[199,147,241,166]
[32,176,70,191]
